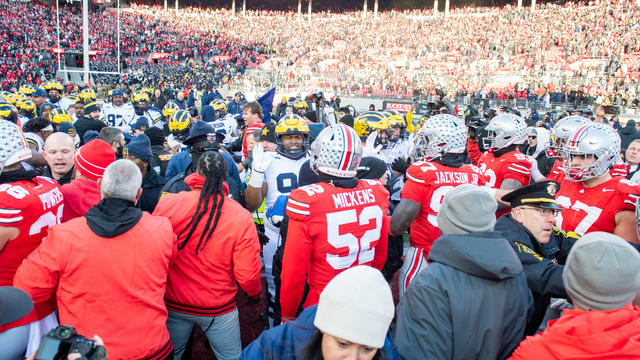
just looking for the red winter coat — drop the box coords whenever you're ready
[153,173,261,317]
[509,304,640,359]
[61,177,101,222]
[14,213,176,360]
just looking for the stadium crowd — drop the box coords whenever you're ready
[0,73,639,359]
[1,0,640,105]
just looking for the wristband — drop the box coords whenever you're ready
[248,169,265,188]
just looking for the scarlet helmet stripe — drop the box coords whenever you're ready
[568,124,591,149]
[339,124,354,172]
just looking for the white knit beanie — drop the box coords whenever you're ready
[313,266,394,349]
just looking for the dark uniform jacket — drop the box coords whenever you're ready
[396,232,530,360]
[42,166,74,186]
[494,214,579,334]
[150,144,172,178]
[161,163,243,206]
[74,117,107,146]
[139,169,167,213]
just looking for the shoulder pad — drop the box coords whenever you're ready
[286,186,321,217]
[406,161,439,184]
[615,177,640,194]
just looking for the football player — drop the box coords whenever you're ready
[15,99,37,125]
[100,90,136,131]
[478,113,532,215]
[381,109,411,162]
[0,120,64,355]
[56,93,78,113]
[555,123,639,243]
[280,124,390,321]
[245,114,310,326]
[41,81,63,105]
[390,114,488,296]
[131,91,163,129]
[48,108,73,132]
[209,99,239,144]
[546,115,591,182]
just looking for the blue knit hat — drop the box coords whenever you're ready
[57,122,76,136]
[124,134,152,163]
[84,101,100,115]
[133,117,149,131]
[37,103,56,117]
[83,130,100,143]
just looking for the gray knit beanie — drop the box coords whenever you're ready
[563,232,640,311]
[437,184,497,235]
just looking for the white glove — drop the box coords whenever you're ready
[362,131,382,157]
[248,143,274,188]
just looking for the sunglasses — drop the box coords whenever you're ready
[528,135,537,139]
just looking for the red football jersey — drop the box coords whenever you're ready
[280,179,390,320]
[555,176,639,235]
[478,149,532,188]
[548,159,629,182]
[401,161,488,251]
[0,176,63,331]
[546,159,564,182]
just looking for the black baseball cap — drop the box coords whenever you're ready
[501,180,562,210]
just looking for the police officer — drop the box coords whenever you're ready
[494,180,579,335]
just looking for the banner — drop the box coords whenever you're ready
[151,52,170,60]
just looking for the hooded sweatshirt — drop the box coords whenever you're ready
[510,304,640,359]
[396,232,530,360]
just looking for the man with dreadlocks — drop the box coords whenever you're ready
[153,151,261,360]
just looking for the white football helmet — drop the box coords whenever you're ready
[560,123,620,181]
[311,124,363,178]
[549,115,591,157]
[411,114,466,161]
[482,113,527,151]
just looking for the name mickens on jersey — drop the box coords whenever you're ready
[332,188,376,209]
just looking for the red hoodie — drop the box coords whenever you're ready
[60,177,101,222]
[153,173,261,316]
[509,304,640,359]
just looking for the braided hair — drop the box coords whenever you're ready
[177,151,228,255]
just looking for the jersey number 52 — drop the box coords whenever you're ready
[325,205,383,270]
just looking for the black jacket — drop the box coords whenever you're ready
[139,169,167,213]
[161,163,243,206]
[396,232,530,360]
[619,120,640,151]
[74,117,107,146]
[150,145,172,178]
[494,214,578,334]
[42,165,74,185]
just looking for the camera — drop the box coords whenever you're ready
[36,325,107,360]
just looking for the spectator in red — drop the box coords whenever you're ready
[510,232,640,359]
[14,159,176,360]
[242,101,265,160]
[153,151,261,360]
